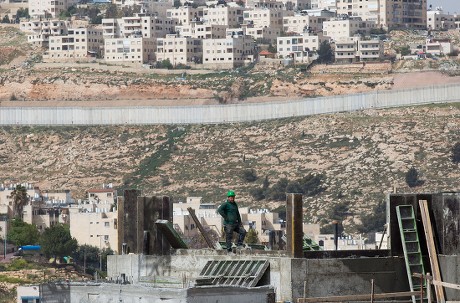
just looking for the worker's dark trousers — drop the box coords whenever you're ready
[224,224,247,251]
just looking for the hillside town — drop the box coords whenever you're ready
[0,0,458,68]
[0,183,379,256]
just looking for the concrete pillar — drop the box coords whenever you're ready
[142,195,172,255]
[117,189,141,254]
[118,191,172,255]
[286,193,303,258]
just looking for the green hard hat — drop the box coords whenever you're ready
[227,190,236,197]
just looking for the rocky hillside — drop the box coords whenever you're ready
[1,103,460,233]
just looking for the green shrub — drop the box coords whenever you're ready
[240,169,258,182]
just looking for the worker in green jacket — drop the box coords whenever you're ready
[218,190,246,254]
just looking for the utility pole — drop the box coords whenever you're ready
[97,235,103,272]
[3,215,6,260]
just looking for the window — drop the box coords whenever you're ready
[105,222,110,227]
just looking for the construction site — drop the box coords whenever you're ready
[18,190,460,303]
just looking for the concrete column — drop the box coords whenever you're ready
[286,193,303,258]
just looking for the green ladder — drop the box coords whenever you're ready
[396,205,426,303]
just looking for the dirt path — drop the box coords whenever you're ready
[392,71,460,89]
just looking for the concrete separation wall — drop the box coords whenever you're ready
[1,84,459,125]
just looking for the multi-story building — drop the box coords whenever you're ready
[203,32,256,69]
[242,8,293,43]
[176,21,228,39]
[20,19,71,47]
[69,204,118,253]
[102,13,174,40]
[46,26,104,61]
[427,8,460,30]
[102,13,171,64]
[28,0,80,18]
[334,37,383,63]
[143,0,173,16]
[336,0,380,23]
[425,38,452,56]
[156,34,203,65]
[68,186,118,252]
[277,32,323,61]
[357,38,384,61]
[310,0,336,10]
[379,0,427,29]
[322,17,376,41]
[282,13,327,34]
[203,5,243,27]
[0,183,41,219]
[166,6,204,27]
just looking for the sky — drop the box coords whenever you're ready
[428,0,460,13]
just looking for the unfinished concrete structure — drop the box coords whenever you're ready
[31,191,460,302]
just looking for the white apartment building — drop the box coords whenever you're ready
[86,187,117,210]
[143,0,173,16]
[104,37,154,64]
[322,17,376,41]
[0,183,40,219]
[334,37,383,63]
[69,205,118,253]
[102,14,175,40]
[378,0,427,29]
[156,34,203,65]
[176,21,227,39]
[167,6,204,27]
[28,0,79,18]
[68,187,118,252]
[248,0,286,10]
[357,38,384,61]
[46,26,104,61]
[277,32,323,61]
[427,8,460,30]
[310,0,336,10]
[20,19,70,47]
[243,8,293,43]
[203,5,243,27]
[203,33,256,69]
[336,0,379,23]
[425,38,452,56]
[283,14,327,34]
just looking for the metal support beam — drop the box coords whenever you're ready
[187,207,216,249]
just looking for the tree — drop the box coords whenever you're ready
[398,45,411,56]
[245,228,259,244]
[7,219,40,247]
[451,142,460,163]
[317,41,334,64]
[40,224,78,262]
[16,8,29,19]
[405,167,424,187]
[105,4,120,18]
[9,185,29,219]
[268,43,277,54]
[357,200,386,234]
[173,0,181,8]
[240,169,258,182]
[1,15,10,24]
